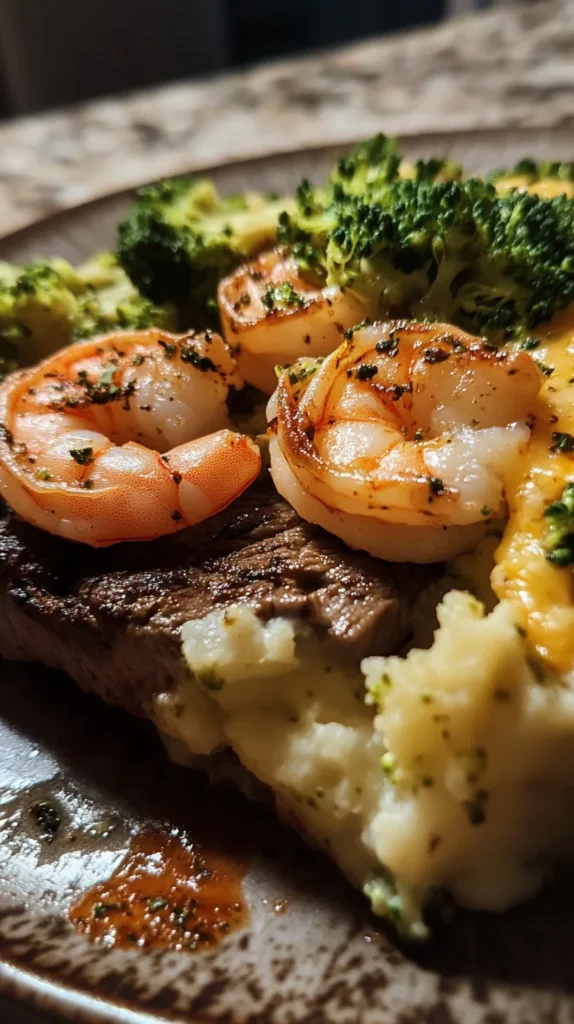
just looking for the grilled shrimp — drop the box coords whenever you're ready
[268,321,542,563]
[0,328,261,546]
[218,248,365,394]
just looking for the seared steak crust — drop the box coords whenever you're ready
[0,483,425,716]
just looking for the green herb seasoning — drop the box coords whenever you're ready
[550,432,574,454]
[92,901,126,920]
[376,336,399,357]
[521,337,540,351]
[262,282,304,311]
[76,364,127,405]
[423,347,449,364]
[463,789,489,826]
[148,897,169,912]
[429,477,445,497]
[30,798,61,842]
[180,345,217,373]
[69,446,94,465]
[158,339,176,358]
[355,363,378,381]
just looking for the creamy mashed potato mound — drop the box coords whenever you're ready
[151,591,574,938]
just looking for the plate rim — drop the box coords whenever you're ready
[2,123,572,253]
[0,961,165,1024]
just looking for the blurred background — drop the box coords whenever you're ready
[0,0,526,119]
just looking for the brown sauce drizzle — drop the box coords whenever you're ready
[69,828,248,952]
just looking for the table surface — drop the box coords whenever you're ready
[0,0,572,238]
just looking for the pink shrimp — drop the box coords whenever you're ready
[0,328,261,546]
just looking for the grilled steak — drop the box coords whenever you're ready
[0,482,428,717]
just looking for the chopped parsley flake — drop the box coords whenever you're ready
[93,902,126,919]
[158,339,176,357]
[262,282,304,311]
[345,317,373,341]
[429,476,445,496]
[376,336,399,357]
[463,789,489,826]
[69,446,94,465]
[79,364,121,404]
[521,337,540,351]
[196,668,224,691]
[355,363,378,381]
[30,798,61,841]
[423,346,449,364]
[148,897,169,912]
[550,431,574,454]
[180,346,217,372]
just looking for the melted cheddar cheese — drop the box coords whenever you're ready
[493,307,574,672]
[495,177,574,200]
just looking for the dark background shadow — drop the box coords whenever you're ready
[0,0,445,118]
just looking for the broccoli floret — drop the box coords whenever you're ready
[72,252,177,338]
[328,134,402,197]
[116,175,292,325]
[115,139,459,329]
[543,482,574,567]
[410,157,463,184]
[458,187,574,333]
[278,170,574,339]
[0,252,176,376]
[326,135,461,200]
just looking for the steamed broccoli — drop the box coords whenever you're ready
[277,166,574,340]
[543,482,574,567]
[311,134,461,206]
[327,134,403,198]
[116,175,292,325]
[0,252,176,378]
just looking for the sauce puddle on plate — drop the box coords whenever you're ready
[69,828,249,952]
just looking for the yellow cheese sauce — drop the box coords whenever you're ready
[495,176,574,200]
[493,307,574,672]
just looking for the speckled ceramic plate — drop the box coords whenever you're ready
[1,128,574,1024]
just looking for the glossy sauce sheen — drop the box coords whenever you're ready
[494,308,574,671]
[69,829,248,951]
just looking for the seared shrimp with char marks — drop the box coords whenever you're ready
[268,321,542,563]
[0,328,261,546]
[218,248,365,394]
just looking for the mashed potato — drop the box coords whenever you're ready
[151,587,574,939]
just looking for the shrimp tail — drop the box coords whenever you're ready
[167,430,262,528]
